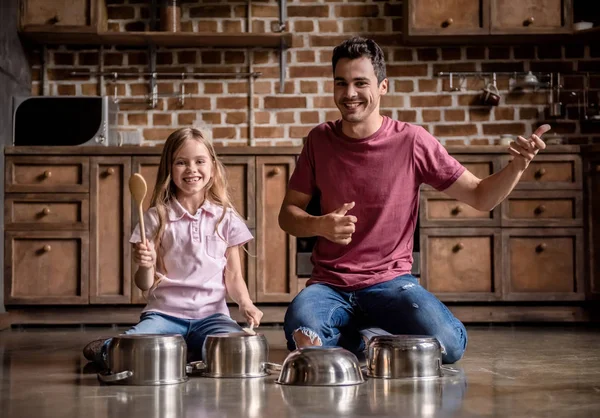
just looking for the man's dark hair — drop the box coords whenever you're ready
[332,37,387,84]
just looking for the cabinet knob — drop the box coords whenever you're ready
[536,242,547,253]
[42,245,52,253]
[534,205,546,215]
[453,242,464,252]
[106,167,115,175]
[271,167,281,176]
[534,168,546,179]
[451,206,462,216]
[524,16,535,26]
[42,207,51,216]
[442,18,454,28]
[43,170,52,179]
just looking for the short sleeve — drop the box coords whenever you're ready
[225,211,254,247]
[129,209,159,244]
[413,127,465,191]
[288,134,316,196]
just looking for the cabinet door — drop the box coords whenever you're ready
[491,0,572,34]
[130,157,161,304]
[420,228,502,301]
[588,161,600,299]
[407,0,489,36]
[503,228,584,301]
[89,157,131,304]
[256,156,297,302]
[20,0,89,27]
[5,230,89,304]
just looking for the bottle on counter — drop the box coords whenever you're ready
[160,0,181,32]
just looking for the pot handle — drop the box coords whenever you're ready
[186,360,207,375]
[97,370,133,383]
[263,362,282,374]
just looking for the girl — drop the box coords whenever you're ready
[83,127,263,365]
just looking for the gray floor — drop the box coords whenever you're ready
[1,325,599,418]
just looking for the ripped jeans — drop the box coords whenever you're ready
[283,274,467,364]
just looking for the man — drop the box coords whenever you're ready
[278,37,549,363]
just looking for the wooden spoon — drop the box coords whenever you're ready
[129,173,148,245]
[242,323,256,336]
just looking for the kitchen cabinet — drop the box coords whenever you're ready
[582,147,600,300]
[405,0,573,42]
[4,147,296,307]
[419,147,584,303]
[19,0,107,33]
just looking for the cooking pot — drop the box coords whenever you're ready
[98,334,188,385]
[187,332,281,378]
[275,347,365,386]
[366,335,460,379]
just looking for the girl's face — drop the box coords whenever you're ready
[171,139,214,199]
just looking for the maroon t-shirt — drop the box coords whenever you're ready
[289,117,465,291]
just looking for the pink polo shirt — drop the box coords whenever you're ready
[130,198,253,320]
[289,117,465,291]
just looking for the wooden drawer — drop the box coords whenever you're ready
[420,192,499,227]
[503,191,582,227]
[502,155,582,190]
[503,228,584,301]
[4,194,89,230]
[4,230,89,304]
[5,156,89,193]
[420,228,502,301]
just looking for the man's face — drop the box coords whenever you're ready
[333,57,388,124]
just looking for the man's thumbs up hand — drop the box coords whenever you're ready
[318,202,357,245]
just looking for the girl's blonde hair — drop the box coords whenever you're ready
[149,127,233,285]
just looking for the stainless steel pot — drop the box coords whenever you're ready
[276,347,365,386]
[187,332,280,378]
[98,334,188,385]
[366,335,459,379]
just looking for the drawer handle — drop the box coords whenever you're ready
[523,16,535,26]
[451,206,462,216]
[453,242,464,253]
[43,170,52,179]
[106,167,115,175]
[42,245,52,253]
[534,205,546,215]
[534,168,546,179]
[536,243,547,253]
[42,207,51,216]
[442,17,453,28]
[270,167,281,176]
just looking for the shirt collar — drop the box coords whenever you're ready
[167,198,219,221]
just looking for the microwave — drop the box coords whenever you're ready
[12,96,118,146]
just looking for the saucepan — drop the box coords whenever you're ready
[187,332,281,378]
[365,335,460,379]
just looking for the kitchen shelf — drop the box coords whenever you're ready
[19,30,293,49]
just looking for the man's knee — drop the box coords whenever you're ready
[440,327,467,364]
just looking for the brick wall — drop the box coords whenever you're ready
[29,0,600,146]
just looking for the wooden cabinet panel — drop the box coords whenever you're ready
[407,0,489,35]
[502,155,582,190]
[587,160,600,298]
[131,157,160,304]
[5,230,89,304]
[5,156,89,193]
[256,157,297,302]
[491,0,571,34]
[19,0,108,31]
[221,156,256,228]
[420,192,497,227]
[89,157,131,303]
[420,228,502,301]
[4,193,88,230]
[503,190,582,227]
[504,229,584,301]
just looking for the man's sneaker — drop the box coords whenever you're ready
[82,338,106,362]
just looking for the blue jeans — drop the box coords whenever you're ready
[283,275,467,364]
[96,312,242,365]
